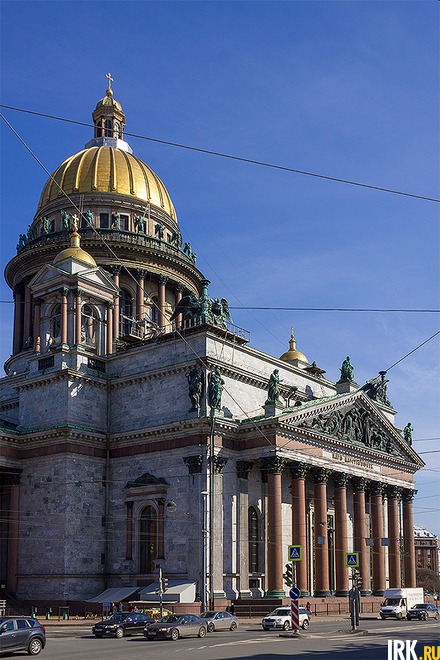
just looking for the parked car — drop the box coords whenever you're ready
[92,612,154,638]
[261,607,310,631]
[0,616,46,655]
[406,604,439,621]
[199,610,239,632]
[144,614,207,640]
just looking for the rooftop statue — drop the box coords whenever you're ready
[186,366,204,412]
[208,366,224,411]
[266,369,282,404]
[338,356,354,383]
[155,222,164,240]
[61,210,72,230]
[403,422,413,445]
[170,288,233,330]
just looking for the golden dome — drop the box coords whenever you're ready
[53,228,97,268]
[37,146,177,220]
[279,327,308,364]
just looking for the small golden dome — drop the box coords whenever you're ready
[37,146,176,220]
[279,327,308,364]
[53,226,97,268]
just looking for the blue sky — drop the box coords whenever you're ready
[1,1,439,534]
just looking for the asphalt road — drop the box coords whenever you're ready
[7,616,437,660]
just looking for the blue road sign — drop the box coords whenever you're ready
[288,545,302,561]
[345,552,359,567]
[289,587,301,600]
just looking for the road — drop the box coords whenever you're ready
[10,617,440,660]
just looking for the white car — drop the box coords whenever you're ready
[262,607,310,631]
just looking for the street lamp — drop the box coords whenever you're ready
[201,490,208,613]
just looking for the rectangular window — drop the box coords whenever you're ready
[100,213,109,229]
[120,214,129,231]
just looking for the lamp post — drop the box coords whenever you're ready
[201,490,208,612]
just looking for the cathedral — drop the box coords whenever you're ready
[0,80,423,610]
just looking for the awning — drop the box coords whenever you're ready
[137,581,196,604]
[86,587,140,603]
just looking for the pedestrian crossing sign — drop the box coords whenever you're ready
[345,552,359,567]
[288,545,302,561]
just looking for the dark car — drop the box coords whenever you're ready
[0,616,46,655]
[406,604,439,621]
[92,612,154,638]
[199,610,239,632]
[144,614,207,641]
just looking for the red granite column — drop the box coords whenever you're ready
[126,501,133,560]
[402,489,416,587]
[352,478,371,595]
[33,299,41,353]
[370,482,386,595]
[106,303,114,355]
[13,288,24,354]
[264,456,286,597]
[158,276,168,328]
[313,468,330,596]
[290,462,309,595]
[175,284,184,329]
[387,486,402,588]
[111,266,121,339]
[333,473,349,596]
[62,288,70,345]
[136,269,145,319]
[6,475,20,593]
[23,285,32,348]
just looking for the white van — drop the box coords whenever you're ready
[380,588,424,619]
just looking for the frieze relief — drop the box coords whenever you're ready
[297,404,405,459]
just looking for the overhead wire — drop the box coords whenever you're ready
[0,103,439,203]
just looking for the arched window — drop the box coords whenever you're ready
[52,304,61,339]
[248,507,260,573]
[139,506,157,574]
[105,119,112,137]
[81,305,98,346]
[150,296,159,325]
[119,290,132,335]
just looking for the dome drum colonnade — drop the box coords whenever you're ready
[260,457,416,598]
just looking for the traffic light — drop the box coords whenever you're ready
[352,570,362,589]
[284,563,293,586]
[161,577,169,592]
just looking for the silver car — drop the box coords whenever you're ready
[200,610,239,632]
[144,614,207,641]
[262,606,310,631]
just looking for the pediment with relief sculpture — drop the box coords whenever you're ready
[280,391,423,467]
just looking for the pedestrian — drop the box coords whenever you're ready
[306,601,312,614]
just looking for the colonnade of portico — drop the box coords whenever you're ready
[257,457,416,598]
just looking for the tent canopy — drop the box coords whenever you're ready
[86,587,140,603]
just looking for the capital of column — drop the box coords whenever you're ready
[351,476,368,492]
[369,481,384,497]
[289,461,308,480]
[60,287,70,297]
[107,301,115,310]
[236,460,253,479]
[110,265,122,276]
[313,467,331,483]
[212,456,228,474]
[183,455,203,475]
[176,283,185,293]
[261,455,286,475]
[386,485,402,500]
[402,488,416,502]
[74,287,83,297]
[333,472,349,488]
[158,275,169,285]
[136,268,146,280]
